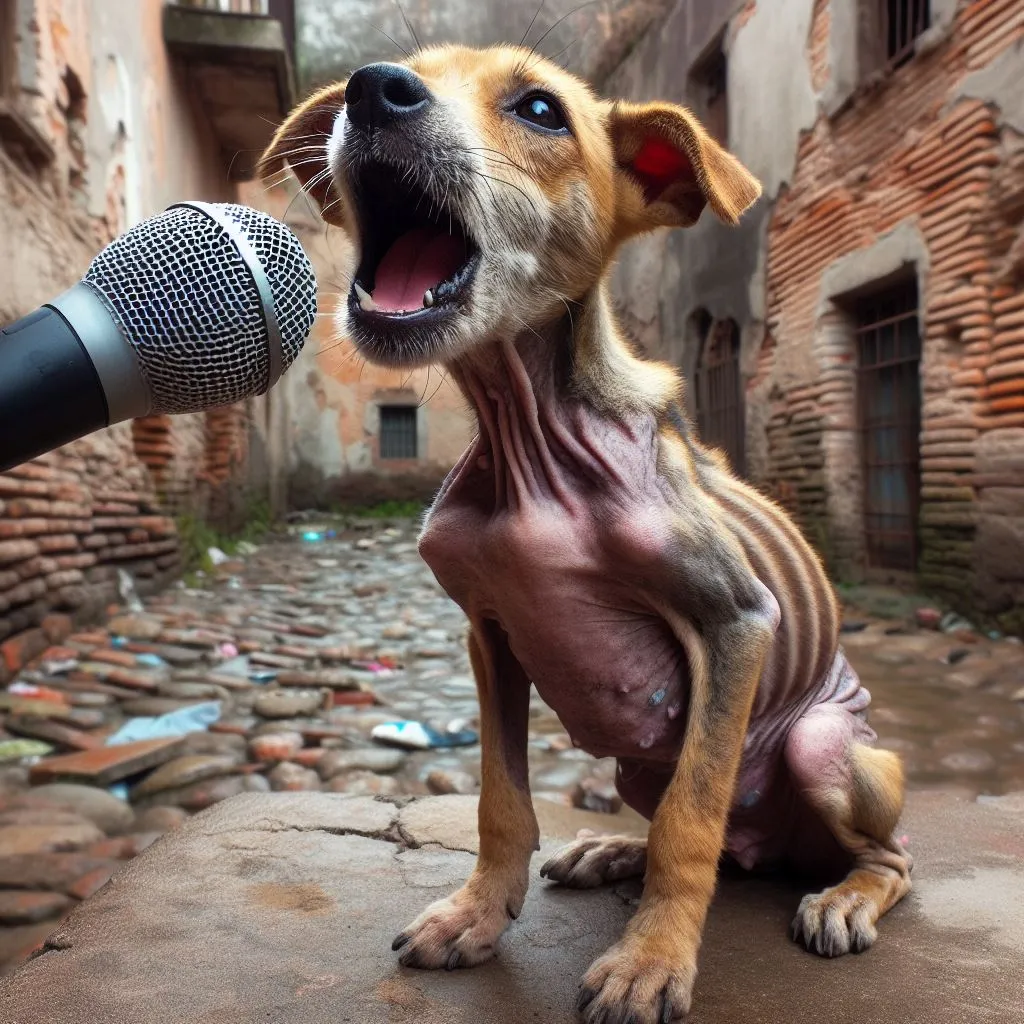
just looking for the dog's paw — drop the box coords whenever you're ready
[791,888,877,957]
[540,829,647,889]
[392,888,515,970]
[576,934,696,1023]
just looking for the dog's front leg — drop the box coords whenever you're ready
[579,537,780,1023]
[393,617,539,970]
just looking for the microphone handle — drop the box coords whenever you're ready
[0,305,110,473]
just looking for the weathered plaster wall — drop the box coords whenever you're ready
[958,36,1024,132]
[86,0,235,224]
[0,0,274,665]
[728,0,818,200]
[601,0,780,435]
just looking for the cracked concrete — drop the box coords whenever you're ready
[0,790,1021,1023]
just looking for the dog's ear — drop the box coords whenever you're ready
[259,82,348,226]
[607,101,761,237]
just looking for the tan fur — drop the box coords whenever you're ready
[791,743,911,957]
[851,744,906,842]
[607,100,762,234]
[259,81,349,224]
[263,45,908,1022]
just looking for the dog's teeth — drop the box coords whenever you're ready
[423,288,434,308]
[354,282,378,312]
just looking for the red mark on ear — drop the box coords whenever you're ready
[634,138,688,178]
[630,137,693,204]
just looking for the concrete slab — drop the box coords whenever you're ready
[1,791,1021,1023]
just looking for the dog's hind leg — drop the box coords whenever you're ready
[541,829,647,888]
[541,759,671,887]
[785,705,912,957]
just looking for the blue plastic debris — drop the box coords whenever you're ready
[104,701,221,746]
[371,720,478,751]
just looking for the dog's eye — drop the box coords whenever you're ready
[513,93,568,133]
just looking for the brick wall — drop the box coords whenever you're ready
[756,0,1024,628]
[0,0,265,673]
[0,426,180,683]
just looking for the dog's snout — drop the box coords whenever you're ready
[345,63,431,130]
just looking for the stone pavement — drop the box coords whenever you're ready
[0,790,1021,1024]
[0,515,1022,978]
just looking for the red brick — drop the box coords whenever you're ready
[5,498,52,518]
[331,691,377,708]
[28,738,185,787]
[0,478,47,497]
[0,539,39,565]
[7,463,56,482]
[66,865,116,900]
[83,837,135,860]
[208,721,251,737]
[1,628,48,675]
[88,649,140,669]
[68,632,111,647]
[288,748,326,768]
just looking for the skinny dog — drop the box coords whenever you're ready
[262,45,912,1023]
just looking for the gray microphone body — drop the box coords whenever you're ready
[0,202,317,473]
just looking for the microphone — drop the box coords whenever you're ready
[0,202,318,473]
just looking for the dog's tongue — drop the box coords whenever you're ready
[372,228,467,312]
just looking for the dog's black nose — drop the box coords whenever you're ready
[345,63,431,130]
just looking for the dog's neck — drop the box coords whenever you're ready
[448,280,680,431]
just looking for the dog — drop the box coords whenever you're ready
[261,44,913,1023]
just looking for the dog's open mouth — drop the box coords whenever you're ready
[349,161,481,323]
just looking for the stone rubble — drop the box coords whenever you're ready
[0,516,1021,974]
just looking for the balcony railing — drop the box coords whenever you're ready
[169,1,295,57]
[163,0,296,180]
[173,2,270,14]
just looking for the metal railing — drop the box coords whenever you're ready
[882,0,931,68]
[168,0,295,59]
[694,318,746,478]
[855,281,922,572]
[172,1,270,14]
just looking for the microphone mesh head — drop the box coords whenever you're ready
[83,203,317,415]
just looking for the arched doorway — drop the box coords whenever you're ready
[694,317,746,476]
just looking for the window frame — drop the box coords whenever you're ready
[378,404,420,462]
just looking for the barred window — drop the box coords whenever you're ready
[379,405,418,460]
[861,0,931,76]
[854,280,921,572]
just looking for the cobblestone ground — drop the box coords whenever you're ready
[0,516,1022,972]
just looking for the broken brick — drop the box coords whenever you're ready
[28,738,185,787]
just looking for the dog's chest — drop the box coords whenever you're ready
[419,466,690,760]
